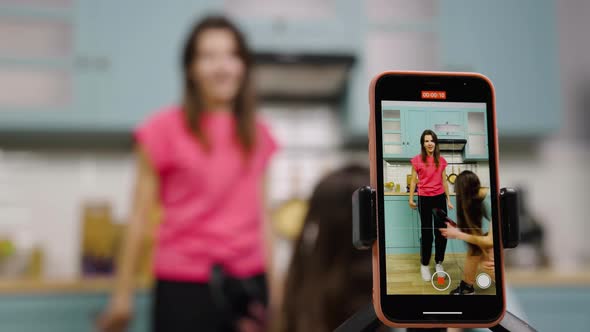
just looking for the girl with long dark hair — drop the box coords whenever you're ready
[440,170,494,295]
[409,129,454,282]
[277,165,375,332]
[98,15,277,332]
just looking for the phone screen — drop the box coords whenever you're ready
[382,99,494,295]
[373,73,504,323]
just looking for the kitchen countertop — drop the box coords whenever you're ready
[0,269,589,294]
[0,277,152,295]
[384,192,456,196]
[505,268,590,287]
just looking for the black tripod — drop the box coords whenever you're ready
[335,187,536,332]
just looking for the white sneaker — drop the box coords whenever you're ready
[435,263,445,277]
[420,265,431,282]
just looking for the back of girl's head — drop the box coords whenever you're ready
[455,170,481,202]
[278,165,371,332]
[455,170,484,253]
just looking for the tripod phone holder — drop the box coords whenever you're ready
[339,187,535,332]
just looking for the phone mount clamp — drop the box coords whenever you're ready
[335,187,536,332]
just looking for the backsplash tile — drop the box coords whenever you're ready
[383,152,490,192]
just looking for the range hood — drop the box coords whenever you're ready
[438,138,467,151]
[253,52,355,102]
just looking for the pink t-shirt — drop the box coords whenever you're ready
[134,106,278,282]
[410,155,447,197]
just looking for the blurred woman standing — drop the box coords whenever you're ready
[98,15,278,332]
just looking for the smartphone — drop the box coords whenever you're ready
[369,71,505,328]
[432,208,457,228]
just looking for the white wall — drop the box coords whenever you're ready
[0,150,134,278]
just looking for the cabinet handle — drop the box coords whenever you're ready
[94,56,111,71]
[74,55,91,69]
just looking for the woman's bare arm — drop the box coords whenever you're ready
[442,169,454,209]
[442,223,494,249]
[98,146,159,332]
[112,146,159,298]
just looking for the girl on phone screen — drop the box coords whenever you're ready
[440,170,493,295]
[409,129,454,282]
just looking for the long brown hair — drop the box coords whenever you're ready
[420,129,441,168]
[181,15,256,153]
[278,165,372,332]
[455,170,487,255]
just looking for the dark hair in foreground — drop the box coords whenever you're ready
[278,165,372,332]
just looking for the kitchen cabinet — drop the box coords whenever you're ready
[382,108,428,161]
[438,0,559,136]
[1,0,559,137]
[382,104,494,162]
[381,109,406,159]
[0,291,150,332]
[428,110,465,139]
[404,109,429,158]
[383,108,466,161]
[0,0,161,133]
[0,2,85,131]
[384,196,419,253]
[0,0,357,134]
[231,0,360,54]
[464,111,488,161]
[348,0,559,139]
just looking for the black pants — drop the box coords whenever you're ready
[153,274,267,332]
[418,194,447,266]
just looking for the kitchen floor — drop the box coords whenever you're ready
[386,253,496,295]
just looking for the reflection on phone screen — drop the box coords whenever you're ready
[381,100,495,296]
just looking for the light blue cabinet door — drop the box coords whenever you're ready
[384,197,417,253]
[382,109,406,160]
[237,0,361,54]
[0,3,88,131]
[404,110,429,158]
[77,0,219,130]
[429,111,465,139]
[463,133,488,161]
[439,0,559,136]
[0,292,150,332]
[464,111,489,161]
[410,207,421,248]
